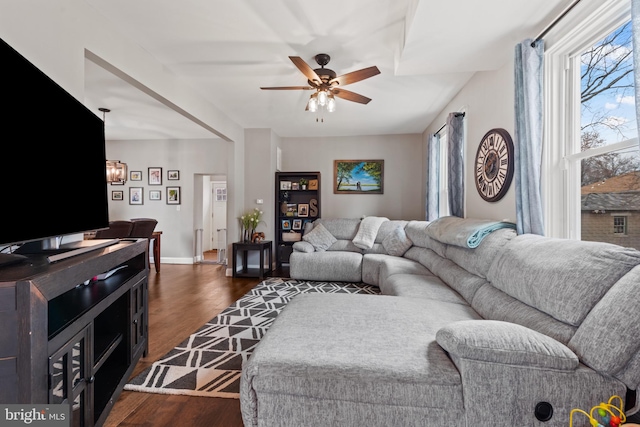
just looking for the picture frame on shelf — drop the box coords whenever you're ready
[309,179,318,190]
[149,190,161,201]
[292,219,302,230]
[291,182,299,190]
[167,186,181,205]
[112,190,123,201]
[129,187,143,205]
[286,203,297,216]
[298,203,309,217]
[130,171,142,181]
[280,181,292,190]
[282,219,292,230]
[148,167,162,185]
[334,159,384,194]
[168,170,180,180]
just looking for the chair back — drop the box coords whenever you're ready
[95,220,134,239]
[129,218,158,238]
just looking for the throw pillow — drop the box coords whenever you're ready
[382,226,413,256]
[302,223,337,251]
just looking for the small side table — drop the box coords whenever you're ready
[232,241,272,280]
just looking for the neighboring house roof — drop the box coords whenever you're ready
[581,171,640,194]
[581,191,640,211]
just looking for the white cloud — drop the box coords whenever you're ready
[605,102,618,109]
[616,95,635,105]
[603,116,629,127]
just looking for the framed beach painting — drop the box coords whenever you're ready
[334,160,384,194]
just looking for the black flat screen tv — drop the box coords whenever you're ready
[0,38,109,258]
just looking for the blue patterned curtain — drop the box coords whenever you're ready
[514,39,544,235]
[447,113,465,218]
[426,133,440,221]
[632,0,640,145]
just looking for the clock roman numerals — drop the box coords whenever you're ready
[474,129,514,202]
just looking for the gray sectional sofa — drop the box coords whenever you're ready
[240,216,640,426]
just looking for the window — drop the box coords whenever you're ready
[613,216,627,235]
[545,0,640,250]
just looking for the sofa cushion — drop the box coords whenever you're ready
[290,251,362,282]
[382,226,413,256]
[436,320,579,370]
[314,218,361,240]
[471,284,576,345]
[242,293,480,416]
[302,223,337,251]
[362,254,429,286]
[445,228,516,278]
[382,274,468,305]
[487,234,640,326]
[405,221,446,257]
[569,265,640,388]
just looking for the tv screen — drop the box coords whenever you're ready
[0,38,109,249]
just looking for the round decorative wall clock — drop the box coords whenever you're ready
[474,128,514,202]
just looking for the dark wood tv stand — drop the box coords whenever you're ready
[0,239,149,427]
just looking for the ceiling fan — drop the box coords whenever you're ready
[261,54,380,112]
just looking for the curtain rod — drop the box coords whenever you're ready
[531,0,583,47]
[435,112,465,135]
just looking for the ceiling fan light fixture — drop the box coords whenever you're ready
[317,90,328,107]
[327,95,336,113]
[308,93,318,112]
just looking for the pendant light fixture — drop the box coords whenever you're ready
[102,108,128,184]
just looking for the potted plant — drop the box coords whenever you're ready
[299,178,308,190]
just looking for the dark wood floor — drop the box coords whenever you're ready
[104,258,264,427]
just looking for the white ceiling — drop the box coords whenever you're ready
[83,0,568,140]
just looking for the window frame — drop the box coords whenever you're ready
[543,0,633,239]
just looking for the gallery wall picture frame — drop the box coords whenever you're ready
[129,187,143,205]
[130,171,142,181]
[298,203,309,217]
[334,159,384,194]
[148,167,162,185]
[112,190,124,201]
[149,190,161,201]
[167,186,181,205]
[167,170,180,180]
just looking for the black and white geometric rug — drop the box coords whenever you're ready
[124,277,380,399]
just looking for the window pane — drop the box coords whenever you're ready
[581,21,637,150]
[581,146,640,249]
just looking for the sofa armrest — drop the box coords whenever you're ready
[292,241,315,253]
[436,320,578,371]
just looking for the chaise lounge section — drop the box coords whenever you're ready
[241,216,640,426]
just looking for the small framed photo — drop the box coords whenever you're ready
[282,219,292,230]
[286,203,297,217]
[149,167,162,185]
[112,190,123,201]
[291,182,299,190]
[298,203,309,217]
[167,186,181,205]
[130,171,142,181]
[309,179,318,190]
[168,170,180,180]
[149,190,161,201]
[280,181,292,190]
[129,187,143,205]
[292,219,302,230]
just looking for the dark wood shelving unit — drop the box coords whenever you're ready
[275,171,321,268]
[0,239,149,427]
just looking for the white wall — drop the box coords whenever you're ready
[424,59,517,222]
[106,139,228,263]
[280,134,424,220]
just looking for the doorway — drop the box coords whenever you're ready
[195,174,227,264]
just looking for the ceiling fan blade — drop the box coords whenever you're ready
[261,86,314,90]
[330,66,380,86]
[332,88,372,104]
[289,56,322,85]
